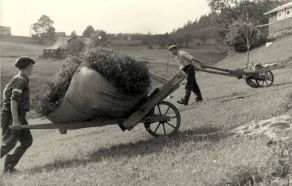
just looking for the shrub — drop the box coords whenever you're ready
[225,20,267,52]
[67,38,85,56]
[38,47,150,115]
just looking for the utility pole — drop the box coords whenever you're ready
[166,53,169,73]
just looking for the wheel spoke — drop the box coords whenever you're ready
[170,116,177,119]
[154,123,161,133]
[157,105,162,115]
[166,122,176,128]
[264,80,269,86]
[162,123,166,135]
[164,106,171,115]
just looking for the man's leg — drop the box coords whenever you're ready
[192,71,203,101]
[1,111,18,158]
[7,118,32,169]
[178,65,193,105]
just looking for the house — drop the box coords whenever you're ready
[110,33,144,46]
[0,26,11,36]
[43,37,91,58]
[43,37,71,58]
[55,32,66,37]
[264,2,292,38]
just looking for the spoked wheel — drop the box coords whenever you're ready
[255,71,274,87]
[245,76,260,88]
[144,101,181,137]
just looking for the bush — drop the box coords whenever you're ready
[225,20,267,52]
[38,47,150,115]
[67,38,85,56]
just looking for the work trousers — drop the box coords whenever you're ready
[1,109,33,168]
[182,65,202,103]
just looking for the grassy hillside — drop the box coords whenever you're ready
[1,36,292,185]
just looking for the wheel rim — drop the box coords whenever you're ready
[246,77,259,88]
[144,101,181,137]
[255,71,274,87]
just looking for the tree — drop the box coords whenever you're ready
[67,38,85,56]
[70,31,78,38]
[31,15,55,43]
[91,30,108,47]
[47,26,55,40]
[83,25,95,38]
[225,20,255,52]
[207,0,281,40]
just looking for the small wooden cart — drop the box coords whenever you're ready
[200,63,277,88]
[10,71,186,137]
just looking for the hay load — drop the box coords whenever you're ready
[39,47,151,123]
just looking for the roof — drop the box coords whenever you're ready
[0,25,11,29]
[264,2,292,15]
[55,32,66,37]
[44,37,71,50]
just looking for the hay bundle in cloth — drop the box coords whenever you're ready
[39,47,151,123]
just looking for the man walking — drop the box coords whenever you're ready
[1,57,35,173]
[168,45,203,105]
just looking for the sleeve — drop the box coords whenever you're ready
[181,51,194,61]
[10,79,26,102]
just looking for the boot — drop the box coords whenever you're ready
[195,97,203,102]
[177,92,191,105]
[3,155,13,173]
[177,99,188,105]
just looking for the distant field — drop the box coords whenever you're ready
[116,45,226,78]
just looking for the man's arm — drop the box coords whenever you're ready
[191,58,204,70]
[10,79,25,126]
[181,51,204,70]
[11,100,21,126]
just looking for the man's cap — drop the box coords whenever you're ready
[15,56,36,69]
[168,45,177,51]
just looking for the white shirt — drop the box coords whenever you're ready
[175,50,194,70]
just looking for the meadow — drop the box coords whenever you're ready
[1,36,292,185]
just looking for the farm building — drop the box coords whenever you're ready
[55,32,66,37]
[264,2,292,38]
[43,37,91,58]
[110,34,145,46]
[0,26,11,36]
[43,37,71,58]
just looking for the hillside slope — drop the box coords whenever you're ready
[1,36,292,185]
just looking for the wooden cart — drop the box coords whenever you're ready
[10,71,186,137]
[199,63,277,88]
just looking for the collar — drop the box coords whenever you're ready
[18,72,29,82]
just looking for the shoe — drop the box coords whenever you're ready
[118,124,127,132]
[196,97,203,102]
[177,99,188,105]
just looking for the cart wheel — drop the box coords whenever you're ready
[255,71,274,87]
[144,101,181,137]
[246,77,260,88]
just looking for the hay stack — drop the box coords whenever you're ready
[39,47,151,123]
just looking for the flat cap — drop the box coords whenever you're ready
[15,56,36,69]
[168,45,177,51]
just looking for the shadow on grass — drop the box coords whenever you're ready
[28,126,229,173]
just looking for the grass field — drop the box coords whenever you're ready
[1,36,292,185]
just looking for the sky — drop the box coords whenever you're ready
[0,0,210,36]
